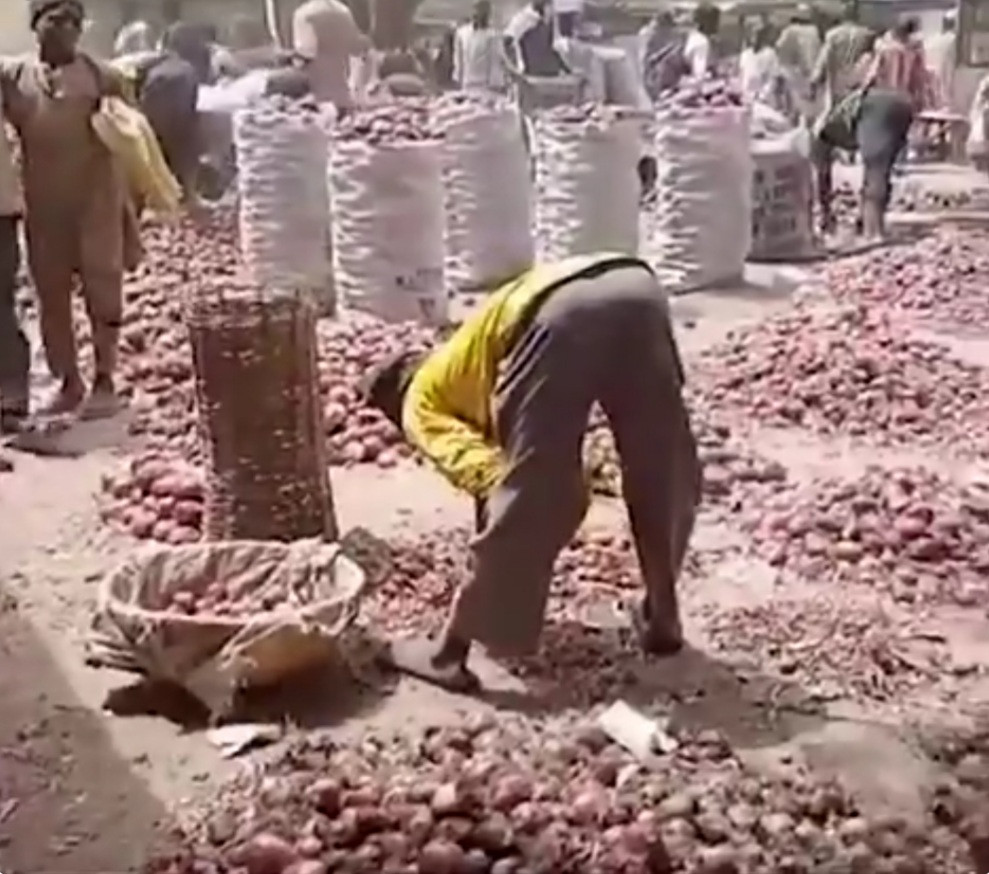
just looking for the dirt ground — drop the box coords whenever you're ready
[3,165,989,873]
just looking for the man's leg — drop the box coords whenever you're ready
[810,135,836,234]
[26,222,85,415]
[389,286,598,689]
[0,216,29,431]
[860,154,894,240]
[78,201,126,420]
[598,272,700,655]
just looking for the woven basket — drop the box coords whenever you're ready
[87,539,365,715]
[186,277,337,542]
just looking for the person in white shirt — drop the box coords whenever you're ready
[740,19,787,112]
[293,0,372,108]
[454,0,508,92]
[683,2,720,79]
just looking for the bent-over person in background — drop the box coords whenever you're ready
[813,84,914,240]
[361,254,701,692]
[1,0,141,419]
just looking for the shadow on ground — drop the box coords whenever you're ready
[0,589,173,872]
[483,618,826,751]
[100,630,396,732]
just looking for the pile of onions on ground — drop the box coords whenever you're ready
[740,465,989,608]
[144,713,971,874]
[99,450,204,544]
[691,304,989,452]
[699,591,950,703]
[584,407,787,505]
[317,315,436,466]
[110,209,441,471]
[828,181,975,234]
[821,227,989,334]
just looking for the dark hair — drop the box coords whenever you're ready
[359,351,427,429]
[693,3,720,34]
[901,15,920,36]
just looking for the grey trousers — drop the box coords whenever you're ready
[449,263,701,656]
[0,216,28,414]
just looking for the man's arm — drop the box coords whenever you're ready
[452,27,465,86]
[689,36,710,78]
[810,31,832,91]
[403,355,503,500]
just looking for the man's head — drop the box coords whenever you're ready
[893,15,919,42]
[693,3,720,36]
[31,0,84,65]
[531,0,549,18]
[943,11,956,33]
[792,3,812,24]
[652,9,675,29]
[163,21,212,80]
[472,0,491,28]
[359,350,427,429]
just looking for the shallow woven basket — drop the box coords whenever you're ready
[186,277,337,542]
[87,539,366,715]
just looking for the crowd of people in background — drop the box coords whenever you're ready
[0,0,970,472]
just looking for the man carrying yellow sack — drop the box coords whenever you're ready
[361,254,701,692]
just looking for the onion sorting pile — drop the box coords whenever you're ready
[700,592,950,702]
[741,466,989,608]
[828,181,976,236]
[691,304,989,452]
[146,713,971,874]
[822,227,989,334]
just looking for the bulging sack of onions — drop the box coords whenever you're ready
[434,93,534,295]
[329,105,446,325]
[648,92,752,293]
[749,131,814,261]
[534,104,642,261]
[86,539,366,716]
[234,100,334,310]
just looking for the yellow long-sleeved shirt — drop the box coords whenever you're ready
[402,253,649,498]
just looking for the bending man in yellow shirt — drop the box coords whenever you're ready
[361,255,701,691]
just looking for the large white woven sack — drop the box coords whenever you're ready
[234,102,333,305]
[436,101,534,295]
[648,105,752,293]
[330,138,446,325]
[535,109,642,261]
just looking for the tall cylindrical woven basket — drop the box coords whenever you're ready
[186,277,338,542]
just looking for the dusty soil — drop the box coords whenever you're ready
[4,166,989,873]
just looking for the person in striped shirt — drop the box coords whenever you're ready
[867,17,931,112]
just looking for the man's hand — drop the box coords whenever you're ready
[474,498,489,533]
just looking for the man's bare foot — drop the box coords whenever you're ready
[79,379,124,421]
[384,637,481,693]
[40,379,84,417]
[632,602,684,657]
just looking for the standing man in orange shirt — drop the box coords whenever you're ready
[292,0,372,110]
